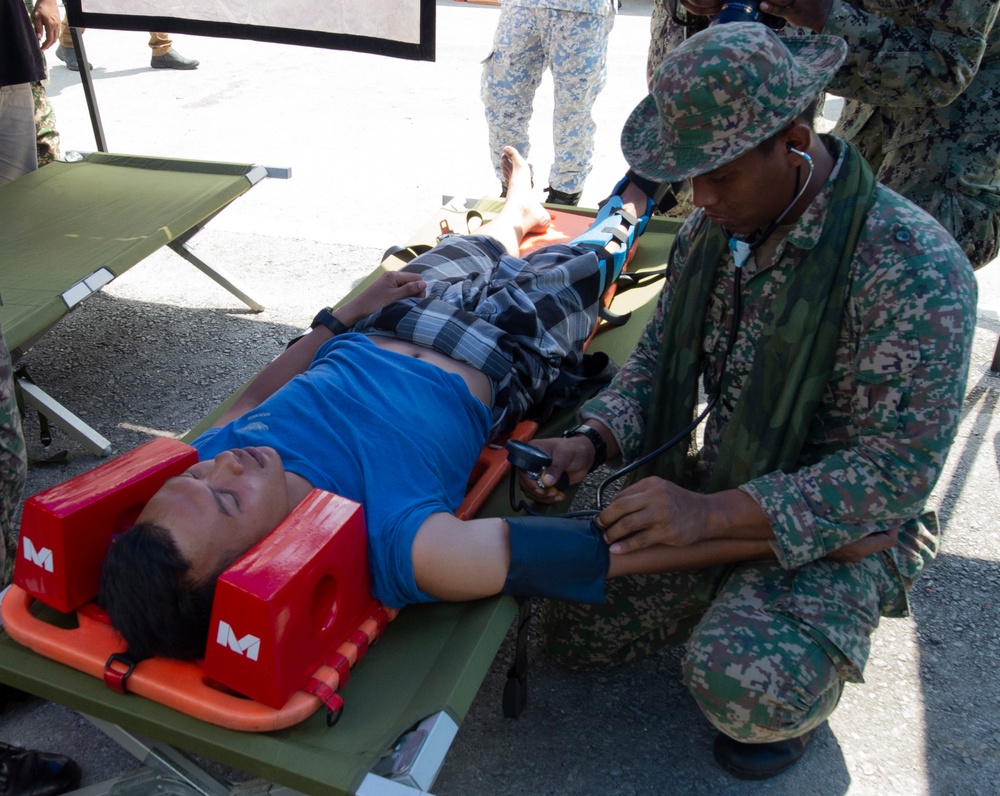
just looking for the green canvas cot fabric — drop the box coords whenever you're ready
[0,153,258,352]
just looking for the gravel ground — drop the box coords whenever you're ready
[2,2,999,794]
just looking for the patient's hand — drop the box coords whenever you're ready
[337,271,427,326]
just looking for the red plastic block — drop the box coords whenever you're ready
[14,437,198,613]
[203,490,376,709]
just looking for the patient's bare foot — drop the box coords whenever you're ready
[619,181,648,225]
[500,146,550,237]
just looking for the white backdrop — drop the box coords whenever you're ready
[64,0,435,60]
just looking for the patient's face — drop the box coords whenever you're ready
[139,446,292,581]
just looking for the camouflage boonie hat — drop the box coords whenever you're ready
[621,22,847,183]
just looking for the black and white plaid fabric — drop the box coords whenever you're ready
[352,235,606,437]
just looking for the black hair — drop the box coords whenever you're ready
[99,522,227,661]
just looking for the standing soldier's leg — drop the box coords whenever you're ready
[55,15,91,71]
[481,6,546,192]
[32,80,60,167]
[148,32,172,57]
[58,15,74,48]
[545,9,614,205]
[149,32,199,69]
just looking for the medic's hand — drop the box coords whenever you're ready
[517,436,591,503]
[337,271,426,326]
[825,527,900,563]
[758,0,834,33]
[597,476,710,553]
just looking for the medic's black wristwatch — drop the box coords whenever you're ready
[312,307,350,336]
[562,423,607,472]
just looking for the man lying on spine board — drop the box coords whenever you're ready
[99,146,663,662]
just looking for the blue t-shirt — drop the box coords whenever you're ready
[193,333,492,607]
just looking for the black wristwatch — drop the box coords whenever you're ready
[562,423,607,472]
[311,307,350,337]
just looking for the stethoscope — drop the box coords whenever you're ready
[507,146,816,518]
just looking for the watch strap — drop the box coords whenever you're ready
[562,423,607,472]
[311,307,350,337]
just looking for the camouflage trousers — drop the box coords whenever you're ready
[0,324,27,588]
[842,113,1000,269]
[542,553,902,741]
[481,6,615,195]
[23,0,59,167]
[32,80,60,167]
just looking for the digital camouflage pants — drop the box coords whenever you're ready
[481,5,615,195]
[542,553,903,741]
[0,324,27,587]
[31,79,59,167]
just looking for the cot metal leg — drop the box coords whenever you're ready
[359,712,459,795]
[990,333,1000,375]
[16,375,112,457]
[169,239,264,312]
[81,716,307,795]
[76,711,455,795]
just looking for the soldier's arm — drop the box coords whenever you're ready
[761,0,997,108]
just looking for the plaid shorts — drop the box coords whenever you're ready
[353,235,606,437]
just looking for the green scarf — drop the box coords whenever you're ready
[636,139,876,493]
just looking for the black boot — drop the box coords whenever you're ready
[545,187,583,206]
[0,742,81,796]
[502,515,608,603]
[712,729,815,780]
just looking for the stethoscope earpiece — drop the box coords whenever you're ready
[787,145,814,167]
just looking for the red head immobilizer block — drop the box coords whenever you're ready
[203,490,376,710]
[14,437,198,613]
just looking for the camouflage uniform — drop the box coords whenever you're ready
[824,0,1000,269]
[646,0,687,90]
[0,323,27,587]
[544,136,977,741]
[481,0,616,195]
[19,0,59,165]
[645,4,1000,266]
[30,79,59,166]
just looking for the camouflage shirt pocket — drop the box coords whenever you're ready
[852,328,921,431]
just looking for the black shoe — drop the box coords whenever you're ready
[151,50,200,70]
[0,742,81,796]
[712,729,815,780]
[545,187,583,206]
[54,44,91,72]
